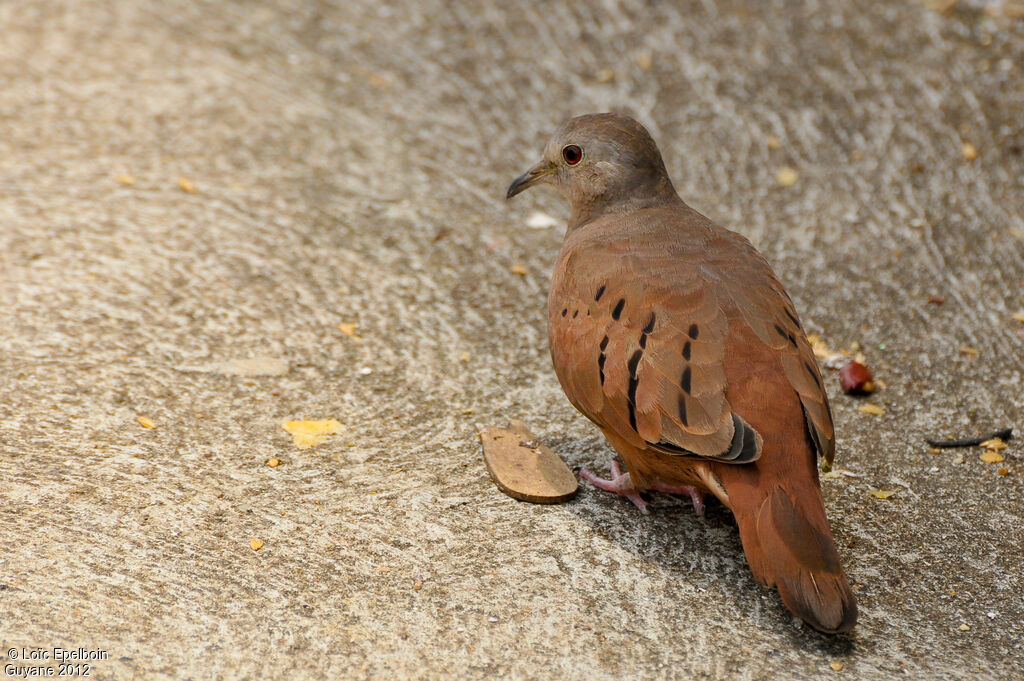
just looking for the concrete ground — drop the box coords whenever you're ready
[1,0,1023,679]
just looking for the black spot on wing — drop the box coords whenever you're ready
[639,313,655,349]
[627,349,642,431]
[682,341,691,360]
[612,298,625,320]
[678,394,688,427]
[784,307,801,327]
[595,285,606,301]
[680,366,692,395]
[687,324,699,339]
[804,359,823,388]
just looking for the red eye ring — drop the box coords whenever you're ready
[561,144,583,166]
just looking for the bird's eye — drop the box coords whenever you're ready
[561,144,583,166]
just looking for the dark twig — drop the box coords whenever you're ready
[926,428,1013,448]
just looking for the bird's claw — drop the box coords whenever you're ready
[580,459,707,516]
[580,460,649,514]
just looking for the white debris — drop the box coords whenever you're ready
[525,211,559,229]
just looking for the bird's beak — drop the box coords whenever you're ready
[506,160,554,200]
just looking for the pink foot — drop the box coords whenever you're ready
[579,459,649,514]
[650,483,706,516]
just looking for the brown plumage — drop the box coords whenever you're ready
[507,113,856,634]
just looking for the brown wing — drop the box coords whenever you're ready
[709,234,836,464]
[548,210,834,465]
[548,229,761,465]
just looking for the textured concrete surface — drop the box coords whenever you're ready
[1,1,1023,679]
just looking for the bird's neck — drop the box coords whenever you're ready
[567,174,683,231]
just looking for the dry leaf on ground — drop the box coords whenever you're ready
[980,438,1007,451]
[282,419,342,449]
[775,167,798,187]
[868,488,895,499]
[979,451,1005,464]
[137,416,156,429]
[858,403,885,416]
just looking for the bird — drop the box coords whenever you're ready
[506,113,857,634]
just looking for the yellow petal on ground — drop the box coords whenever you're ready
[830,662,844,671]
[958,345,981,356]
[267,458,281,468]
[1012,312,1024,324]
[765,135,781,150]
[775,167,799,187]
[979,451,1005,464]
[137,416,156,429]
[980,438,1007,451]
[115,173,136,185]
[858,403,885,416]
[961,142,978,161]
[250,539,264,551]
[868,488,895,499]
[510,263,527,275]
[337,322,357,337]
[997,467,1010,476]
[282,419,342,449]
[177,176,197,193]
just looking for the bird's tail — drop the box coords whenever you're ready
[719,467,858,634]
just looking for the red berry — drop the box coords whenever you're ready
[840,361,875,395]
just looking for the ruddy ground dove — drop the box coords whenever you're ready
[506,113,857,634]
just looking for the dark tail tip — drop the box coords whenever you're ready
[756,486,858,634]
[778,571,858,634]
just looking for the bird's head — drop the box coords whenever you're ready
[506,113,679,227]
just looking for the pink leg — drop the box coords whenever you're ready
[650,483,706,516]
[579,459,649,514]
